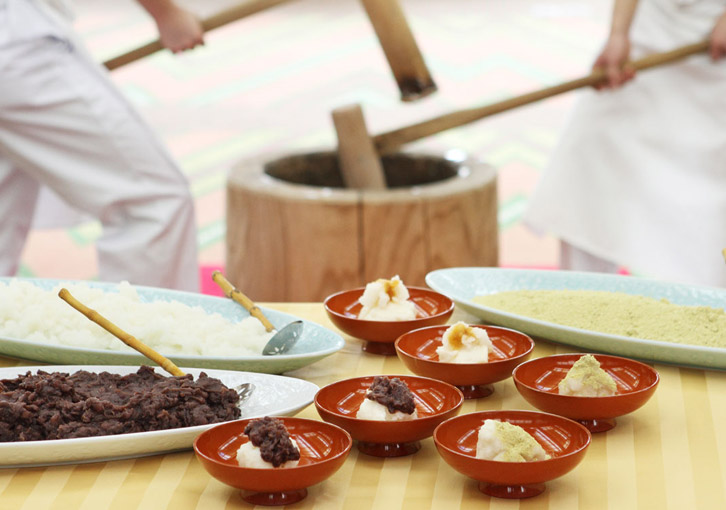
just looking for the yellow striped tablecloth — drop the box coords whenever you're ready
[0,303,723,509]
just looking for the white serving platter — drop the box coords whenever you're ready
[0,278,344,374]
[426,267,726,370]
[0,365,318,467]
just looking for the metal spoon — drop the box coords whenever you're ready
[211,271,304,356]
[234,382,256,404]
[262,320,304,355]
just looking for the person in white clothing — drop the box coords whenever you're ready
[0,0,204,291]
[525,0,726,288]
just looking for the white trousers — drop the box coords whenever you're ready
[0,1,199,291]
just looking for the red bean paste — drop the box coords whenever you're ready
[366,376,416,415]
[0,366,241,442]
[244,416,300,467]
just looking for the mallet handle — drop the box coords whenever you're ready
[103,0,295,70]
[373,40,710,155]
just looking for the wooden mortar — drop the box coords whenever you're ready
[226,151,498,301]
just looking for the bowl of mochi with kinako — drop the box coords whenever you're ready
[512,353,660,433]
[314,374,464,457]
[323,276,454,356]
[433,410,591,499]
[395,322,535,399]
[193,416,352,506]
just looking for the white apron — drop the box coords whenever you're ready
[525,0,726,288]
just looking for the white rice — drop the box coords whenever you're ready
[236,439,300,468]
[0,280,274,357]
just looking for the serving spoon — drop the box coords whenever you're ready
[57,288,255,401]
[211,271,303,356]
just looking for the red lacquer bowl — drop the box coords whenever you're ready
[314,375,464,457]
[434,410,591,499]
[395,324,535,399]
[323,287,454,355]
[513,353,660,433]
[193,417,352,506]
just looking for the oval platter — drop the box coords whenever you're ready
[426,267,726,370]
[0,278,344,374]
[0,365,318,467]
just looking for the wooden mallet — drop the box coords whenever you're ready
[359,0,437,102]
[331,40,710,188]
[104,0,436,103]
[373,40,710,155]
[332,103,387,190]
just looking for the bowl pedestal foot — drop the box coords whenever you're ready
[242,489,308,506]
[357,440,421,457]
[362,341,397,356]
[479,482,546,499]
[578,418,616,433]
[457,384,494,399]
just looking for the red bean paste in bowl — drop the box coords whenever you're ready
[366,376,416,415]
[244,416,301,467]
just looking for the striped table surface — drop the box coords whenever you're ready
[0,303,722,510]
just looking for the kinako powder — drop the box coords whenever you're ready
[473,290,726,347]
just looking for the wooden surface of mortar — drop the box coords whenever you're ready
[226,151,498,301]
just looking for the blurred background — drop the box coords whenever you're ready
[18,0,610,294]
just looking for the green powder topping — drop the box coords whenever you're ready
[473,290,726,347]
[559,354,616,396]
[492,421,548,462]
